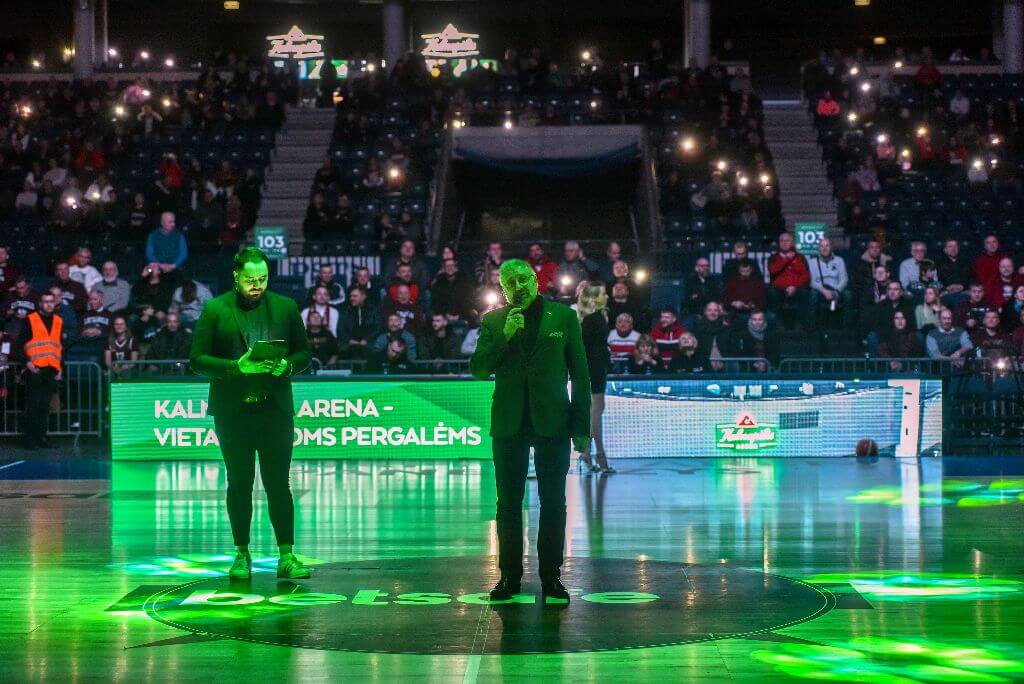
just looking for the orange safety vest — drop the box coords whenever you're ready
[25,312,63,370]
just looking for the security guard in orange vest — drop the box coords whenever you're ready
[15,291,64,450]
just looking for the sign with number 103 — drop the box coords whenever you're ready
[255,227,288,259]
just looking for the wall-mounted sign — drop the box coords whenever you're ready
[421,24,479,58]
[266,25,325,60]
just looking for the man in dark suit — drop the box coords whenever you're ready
[470,259,591,604]
[190,247,313,580]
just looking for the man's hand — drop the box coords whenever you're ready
[503,307,525,341]
[785,285,797,296]
[237,348,275,375]
[55,370,61,381]
[270,359,289,377]
[572,435,590,453]
[26,361,39,374]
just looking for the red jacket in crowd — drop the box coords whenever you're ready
[649,322,686,365]
[767,251,811,290]
[974,251,1009,286]
[74,147,106,173]
[529,256,558,294]
[984,273,1024,309]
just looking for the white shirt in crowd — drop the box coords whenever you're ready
[607,328,641,360]
[69,263,103,292]
[807,254,849,293]
[300,303,341,337]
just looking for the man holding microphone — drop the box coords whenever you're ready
[470,259,591,604]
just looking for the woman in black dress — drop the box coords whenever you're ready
[576,282,614,474]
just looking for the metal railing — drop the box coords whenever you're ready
[777,357,1003,377]
[0,361,104,438]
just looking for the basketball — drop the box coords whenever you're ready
[856,439,878,457]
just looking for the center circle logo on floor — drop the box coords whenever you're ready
[143,556,834,654]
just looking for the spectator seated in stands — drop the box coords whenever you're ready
[171,277,212,331]
[371,314,418,363]
[916,286,944,333]
[766,232,811,329]
[131,263,175,321]
[306,265,345,307]
[721,240,763,281]
[337,286,380,360]
[68,247,102,293]
[306,311,339,369]
[851,240,893,296]
[1000,285,1024,332]
[878,310,925,370]
[527,242,558,298]
[668,331,709,374]
[383,240,430,293]
[382,283,427,337]
[368,337,415,375]
[607,312,641,373]
[683,256,721,321]
[607,281,650,333]
[926,308,973,361]
[3,276,39,333]
[51,262,88,315]
[974,235,1009,287]
[649,308,686,367]
[554,240,599,303]
[954,283,991,332]
[301,286,341,337]
[722,258,766,321]
[418,313,464,369]
[430,256,474,321]
[867,280,916,355]
[146,212,188,283]
[627,334,661,375]
[387,263,422,304]
[691,300,734,371]
[105,315,140,377]
[984,257,1024,309]
[971,310,1015,363]
[145,312,192,373]
[732,309,779,371]
[475,242,504,285]
[78,290,112,345]
[807,237,850,326]
[598,241,623,283]
[936,238,971,306]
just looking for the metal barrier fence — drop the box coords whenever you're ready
[5,355,1023,444]
[0,361,104,438]
[777,357,1005,377]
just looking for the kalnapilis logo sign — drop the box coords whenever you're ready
[121,556,834,654]
[715,414,778,451]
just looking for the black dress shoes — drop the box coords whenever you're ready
[541,578,570,604]
[489,576,522,601]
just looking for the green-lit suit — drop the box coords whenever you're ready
[470,297,591,437]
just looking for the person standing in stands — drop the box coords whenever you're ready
[189,247,313,581]
[576,282,613,475]
[15,292,64,450]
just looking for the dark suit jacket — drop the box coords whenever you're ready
[470,298,591,438]
[189,290,312,416]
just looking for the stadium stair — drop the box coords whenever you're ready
[763,101,840,241]
[256,106,335,254]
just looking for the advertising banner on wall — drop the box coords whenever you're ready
[110,377,942,460]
